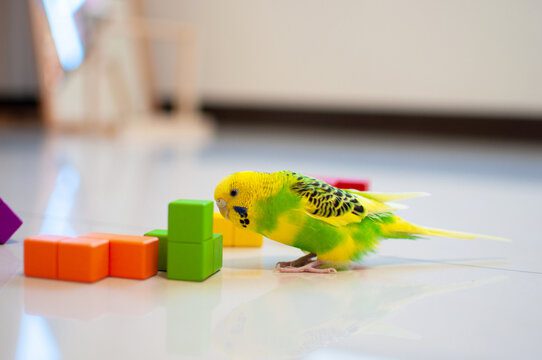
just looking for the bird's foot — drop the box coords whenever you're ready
[275,253,316,270]
[276,260,337,274]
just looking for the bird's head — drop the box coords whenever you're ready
[214,171,273,228]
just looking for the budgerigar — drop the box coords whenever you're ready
[214,171,506,273]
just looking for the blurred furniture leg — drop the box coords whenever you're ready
[28,0,210,136]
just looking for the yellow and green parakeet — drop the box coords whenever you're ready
[214,171,506,273]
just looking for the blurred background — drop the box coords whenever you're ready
[1,0,541,137]
[1,0,541,238]
[2,2,542,359]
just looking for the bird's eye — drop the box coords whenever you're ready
[230,189,238,197]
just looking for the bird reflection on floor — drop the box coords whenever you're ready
[214,262,505,359]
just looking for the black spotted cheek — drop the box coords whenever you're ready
[239,218,250,228]
[233,206,250,227]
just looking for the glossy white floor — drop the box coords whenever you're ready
[1,121,541,360]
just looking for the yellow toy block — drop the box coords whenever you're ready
[213,212,263,247]
[213,212,234,247]
[233,227,263,247]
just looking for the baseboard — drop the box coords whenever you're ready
[202,103,542,141]
[2,95,541,141]
[0,95,40,120]
[0,95,39,108]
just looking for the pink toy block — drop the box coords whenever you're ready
[334,178,370,191]
[318,177,370,191]
[0,198,23,244]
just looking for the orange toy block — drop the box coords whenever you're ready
[84,233,159,279]
[213,212,234,247]
[234,227,263,247]
[58,237,109,283]
[24,235,68,279]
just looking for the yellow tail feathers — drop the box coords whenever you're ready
[350,191,430,203]
[418,226,510,242]
[382,216,509,242]
[347,190,509,242]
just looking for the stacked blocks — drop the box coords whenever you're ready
[24,233,159,283]
[213,212,263,247]
[167,199,222,281]
[168,200,213,243]
[213,233,223,271]
[0,198,23,245]
[84,233,159,280]
[144,229,168,271]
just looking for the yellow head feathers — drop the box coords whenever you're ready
[214,171,278,226]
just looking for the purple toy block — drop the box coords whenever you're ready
[0,198,23,245]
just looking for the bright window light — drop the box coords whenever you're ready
[42,0,86,71]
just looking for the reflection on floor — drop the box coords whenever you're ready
[0,122,541,359]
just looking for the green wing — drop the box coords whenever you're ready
[281,172,372,226]
[281,171,404,227]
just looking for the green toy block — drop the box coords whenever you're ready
[168,199,213,243]
[145,229,168,271]
[167,238,215,281]
[212,233,223,273]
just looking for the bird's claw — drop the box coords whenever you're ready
[275,261,294,269]
[275,253,317,270]
[276,260,337,274]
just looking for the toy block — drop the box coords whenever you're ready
[212,233,223,272]
[334,178,370,191]
[168,199,213,243]
[0,198,23,245]
[167,237,216,281]
[58,237,109,283]
[234,227,263,247]
[214,212,263,247]
[317,176,370,191]
[144,229,168,271]
[213,212,234,246]
[24,235,68,279]
[84,233,158,280]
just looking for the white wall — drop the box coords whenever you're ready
[143,0,542,117]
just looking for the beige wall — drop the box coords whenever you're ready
[143,0,542,117]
